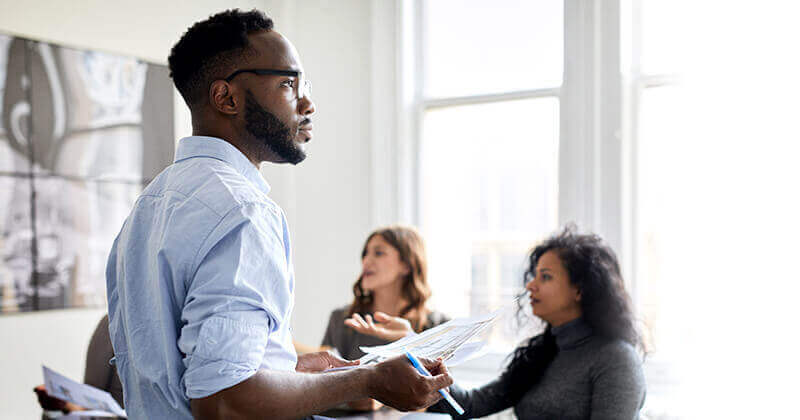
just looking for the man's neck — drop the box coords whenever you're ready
[192,126,262,169]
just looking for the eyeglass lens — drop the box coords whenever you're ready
[297,73,311,99]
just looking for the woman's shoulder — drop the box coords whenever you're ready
[589,336,643,367]
[585,337,646,392]
[327,305,353,322]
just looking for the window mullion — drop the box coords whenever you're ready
[560,0,628,274]
[422,87,560,110]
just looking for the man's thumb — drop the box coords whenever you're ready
[429,371,454,390]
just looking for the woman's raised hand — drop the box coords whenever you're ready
[344,312,413,341]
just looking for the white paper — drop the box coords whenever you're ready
[359,305,508,363]
[60,410,119,419]
[441,340,488,367]
[43,365,126,418]
[326,296,523,373]
[336,410,449,419]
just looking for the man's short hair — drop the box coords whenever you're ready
[168,9,273,107]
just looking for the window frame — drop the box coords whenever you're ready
[368,0,634,370]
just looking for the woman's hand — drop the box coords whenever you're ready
[33,384,85,413]
[344,312,413,341]
[295,351,359,373]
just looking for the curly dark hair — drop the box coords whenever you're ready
[168,9,273,107]
[502,225,643,403]
[349,226,432,332]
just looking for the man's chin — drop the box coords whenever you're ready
[288,153,306,165]
[282,147,307,165]
[286,139,308,164]
[290,142,307,164]
[260,137,307,165]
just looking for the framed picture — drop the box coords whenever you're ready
[0,33,174,312]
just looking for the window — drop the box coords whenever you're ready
[388,0,798,416]
[417,0,563,350]
[626,0,686,415]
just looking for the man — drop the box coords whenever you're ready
[105,9,452,419]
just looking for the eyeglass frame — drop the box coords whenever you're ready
[223,68,312,99]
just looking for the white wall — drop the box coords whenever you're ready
[272,0,376,345]
[0,308,106,417]
[0,0,378,417]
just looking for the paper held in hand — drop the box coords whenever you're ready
[357,307,501,366]
[357,294,525,366]
[43,365,126,418]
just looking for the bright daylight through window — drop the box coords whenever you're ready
[419,0,563,350]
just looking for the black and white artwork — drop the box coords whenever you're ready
[0,33,174,312]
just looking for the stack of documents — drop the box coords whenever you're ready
[357,306,508,367]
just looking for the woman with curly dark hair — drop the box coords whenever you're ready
[429,225,646,419]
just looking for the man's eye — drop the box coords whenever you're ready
[282,79,295,88]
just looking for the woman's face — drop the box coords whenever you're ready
[360,235,409,293]
[525,250,582,327]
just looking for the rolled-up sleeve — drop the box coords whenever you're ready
[179,202,292,399]
[183,315,269,398]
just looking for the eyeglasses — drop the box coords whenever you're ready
[223,68,312,100]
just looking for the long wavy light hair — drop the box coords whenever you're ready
[348,226,431,332]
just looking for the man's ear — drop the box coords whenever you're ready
[209,80,239,115]
[575,288,582,302]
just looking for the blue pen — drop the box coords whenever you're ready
[404,351,465,415]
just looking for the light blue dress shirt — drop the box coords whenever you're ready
[106,136,297,419]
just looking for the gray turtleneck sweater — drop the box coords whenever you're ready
[429,318,646,419]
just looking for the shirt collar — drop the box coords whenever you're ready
[551,317,593,349]
[174,136,271,194]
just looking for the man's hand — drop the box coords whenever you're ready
[344,312,414,341]
[366,355,453,411]
[191,354,451,419]
[296,351,359,373]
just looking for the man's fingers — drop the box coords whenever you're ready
[328,353,360,367]
[409,357,453,390]
[424,388,445,407]
[428,371,454,390]
[366,314,376,329]
[329,351,360,366]
[374,311,390,321]
[419,356,444,372]
[425,358,450,376]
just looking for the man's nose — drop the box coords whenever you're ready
[299,96,315,116]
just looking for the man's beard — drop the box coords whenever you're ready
[244,91,306,165]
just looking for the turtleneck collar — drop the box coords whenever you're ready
[551,317,593,349]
